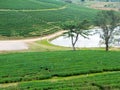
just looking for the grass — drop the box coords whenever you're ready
[25,39,106,52]
[0,0,120,89]
[0,38,115,53]
[0,0,65,9]
[3,71,119,90]
[0,0,98,39]
[0,50,120,85]
[27,39,70,52]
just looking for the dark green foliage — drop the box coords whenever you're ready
[94,10,120,51]
[0,0,98,38]
[62,20,90,50]
[63,0,72,3]
[0,50,120,84]
[18,72,120,90]
[0,0,65,9]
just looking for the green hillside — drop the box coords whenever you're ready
[0,50,120,90]
[0,0,65,9]
[0,0,98,39]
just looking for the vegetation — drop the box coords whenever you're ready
[0,0,65,9]
[94,10,120,51]
[0,50,120,88]
[27,39,71,52]
[0,0,120,90]
[0,0,98,39]
[62,0,72,3]
[3,72,119,90]
[62,20,90,50]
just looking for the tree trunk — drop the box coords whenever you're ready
[72,45,76,51]
[71,34,79,51]
[71,36,76,51]
[105,40,109,51]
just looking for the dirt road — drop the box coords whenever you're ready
[0,31,65,51]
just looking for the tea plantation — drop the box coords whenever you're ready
[0,50,120,90]
[0,0,65,9]
[0,0,120,90]
[0,0,98,38]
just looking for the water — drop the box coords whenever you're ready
[51,28,120,48]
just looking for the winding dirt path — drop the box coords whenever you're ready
[0,31,66,51]
[0,5,67,12]
[0,30,66,42]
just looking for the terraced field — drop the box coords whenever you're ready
[0,50,120,90]
[0,0,98,38]
[0,0,65,9]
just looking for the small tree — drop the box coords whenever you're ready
[62,20,90,50]
[63,0,72,3]
[95,10,120,51]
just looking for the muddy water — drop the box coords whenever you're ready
[51,29,120,48]
[51,32,104,47]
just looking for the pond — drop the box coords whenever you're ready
[51,28,120,48]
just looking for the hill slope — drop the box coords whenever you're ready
[0,0,65,9]
[0,0,98,39]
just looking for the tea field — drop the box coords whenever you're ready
[0,0,65,9]
[0,0,119,90]
[0,0,98,38]
[0,50,120,90]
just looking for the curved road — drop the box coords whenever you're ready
[0,31,66,51]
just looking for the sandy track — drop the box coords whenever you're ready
[0,30,65,42]
[0,31,65,51]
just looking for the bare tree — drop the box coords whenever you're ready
[95,10,120,51]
